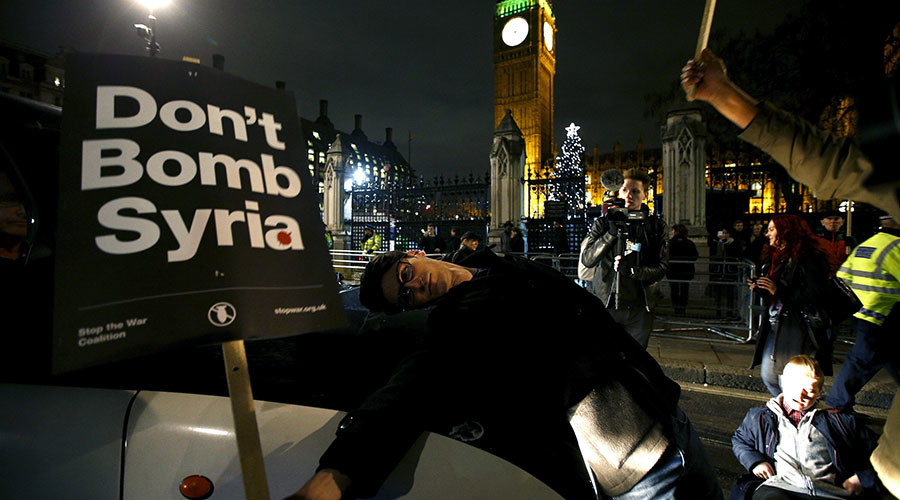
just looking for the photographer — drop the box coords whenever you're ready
[581,169,669,348]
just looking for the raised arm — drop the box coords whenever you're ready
[681,48,759,129]
[682,48,900,221]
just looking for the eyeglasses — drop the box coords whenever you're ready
[396,259,415,309]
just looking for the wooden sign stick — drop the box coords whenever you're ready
[223,339,271,500]
[686,0,718,101]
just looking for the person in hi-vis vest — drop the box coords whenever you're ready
[827,215,900,412]
[361,224,382,255]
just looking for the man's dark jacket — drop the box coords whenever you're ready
[318,250,681,499]
[711,238,741,282]
[580,207,669,309]
[418,234,446,254]
[731,404,883,499]
[668,235,698,281]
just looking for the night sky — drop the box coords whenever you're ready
[1,0,800,178]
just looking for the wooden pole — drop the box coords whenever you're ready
[686,0,718,101]
[222,339,271,500]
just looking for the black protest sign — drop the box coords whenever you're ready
[544,200,566,220]
[53,54,345,373]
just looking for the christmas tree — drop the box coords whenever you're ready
[550,122,586,215]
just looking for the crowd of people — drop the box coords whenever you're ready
[289,48,900,500]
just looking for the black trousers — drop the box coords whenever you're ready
[669,282,690,314]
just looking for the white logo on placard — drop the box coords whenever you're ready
[208,302,236,327]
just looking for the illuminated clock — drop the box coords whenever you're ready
[501,17,529,47]
[543,21,553,51]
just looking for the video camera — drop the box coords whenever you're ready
[605,198,648,224]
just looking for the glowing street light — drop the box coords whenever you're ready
[353,167,368,185]
[133,0,170,57]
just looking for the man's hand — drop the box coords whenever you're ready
[605,220,618,238]
[589,218,607,239]
[284,469,351,500]
[681,48,731,104]
[752,462,775,479]
[843,474,864,496]
[614,254,622,272]
[680,48,759,129]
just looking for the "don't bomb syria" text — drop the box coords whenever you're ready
[81,86,307,263]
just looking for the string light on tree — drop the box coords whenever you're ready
[549,122,587,214]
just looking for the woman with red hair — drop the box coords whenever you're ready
[749,214,834,396]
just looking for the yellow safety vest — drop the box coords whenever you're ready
[836,231,900,325]
[361,233,382,254]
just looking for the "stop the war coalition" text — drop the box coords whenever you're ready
[77,317,148,347]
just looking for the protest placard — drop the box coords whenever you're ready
[53,54,345,374]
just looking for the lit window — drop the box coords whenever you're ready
[312,131,321,140]
[54,77,61,87]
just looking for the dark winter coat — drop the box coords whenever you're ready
[667,236,698,281]
[447,235,462,253]
[418,234,446,254]
[732,229,751,259]
[553,226,570,255]
[580,207,670,310]
[318,251,682,499]
[751,246,835,375]
[748,235,767,264]
[509,230,525,252]
[711,238,742,282]
[731,403,883,499]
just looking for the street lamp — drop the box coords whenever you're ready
[133,0,170,57]
[353,167,369,186]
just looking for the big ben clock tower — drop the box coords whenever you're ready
[494,0,556,180]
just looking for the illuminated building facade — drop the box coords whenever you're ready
[0,41,65,106]
[301,101,413,214]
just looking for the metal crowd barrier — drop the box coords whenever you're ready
[653,258,757,344]
[330,250,373,285]
[525,254,758,343]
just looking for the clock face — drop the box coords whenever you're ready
[543,21,553,51]
[501,17,529,47]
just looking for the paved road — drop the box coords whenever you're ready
[679,384,764,498]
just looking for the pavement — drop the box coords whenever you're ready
[646,328,898,415]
